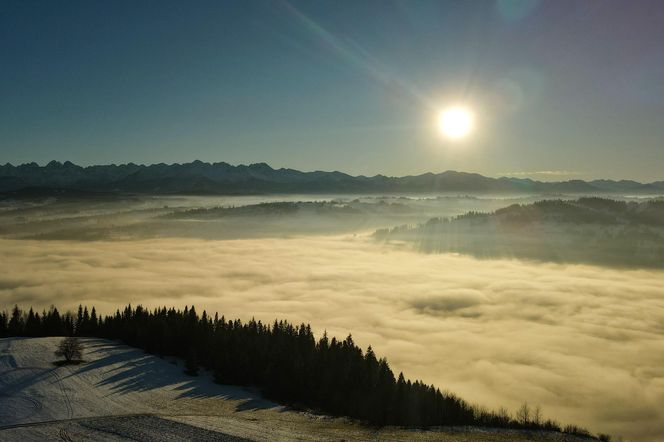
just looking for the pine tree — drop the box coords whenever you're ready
[0,302,593,437]
[82,306,90,335]
[75,305,84,335]
[8,305,23,336]
[0,311,7,337]
[184,349,199,376]
[25,308,40,337]
[90,307,98,334]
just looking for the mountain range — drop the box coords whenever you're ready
[1,161,663,195]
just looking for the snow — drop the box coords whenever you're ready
[0,337,592,441]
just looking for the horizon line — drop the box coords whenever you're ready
[1,160,662,184]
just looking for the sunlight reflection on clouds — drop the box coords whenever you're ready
[1,236,663,441]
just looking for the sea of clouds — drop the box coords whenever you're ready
[2,235,663,441]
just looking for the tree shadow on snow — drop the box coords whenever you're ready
[62,338,278,412]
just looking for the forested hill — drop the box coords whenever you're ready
[1,161,663,194]
[0,304,603,440]
[462,197,664,226]
[375,198,664,268]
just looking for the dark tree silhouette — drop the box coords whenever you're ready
[8,305,22,336]
[55,336,83,363]
[184,349,200,376]
[0,303,598,439]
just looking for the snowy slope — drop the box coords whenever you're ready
[0,338,594,441]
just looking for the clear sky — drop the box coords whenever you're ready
[1,0,663,181]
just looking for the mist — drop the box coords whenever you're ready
[0,193,542,240]
[2,231,664,440]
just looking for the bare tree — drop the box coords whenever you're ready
[516,402,530,426]
[496,406,511,424]
[55,337,83,363]
[532,404,542,425]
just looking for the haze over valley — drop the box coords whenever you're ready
[2,1,664,441]
[2,185,664,440]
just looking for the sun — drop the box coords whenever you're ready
[438,106,474,140]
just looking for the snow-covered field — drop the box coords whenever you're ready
[0,337,590,441]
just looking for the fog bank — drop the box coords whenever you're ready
[1,236,663,441]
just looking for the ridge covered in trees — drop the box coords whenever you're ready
[375,197,664,268]
[1,304,601,439]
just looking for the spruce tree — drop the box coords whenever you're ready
[25,308,40,337]
[184,349,199,376]
[0,302,594,438]
[0,311,7,337]
[8,305,23,336]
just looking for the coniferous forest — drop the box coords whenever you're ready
[0,304,598,438]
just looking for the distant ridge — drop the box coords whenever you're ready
[1,161,662,195]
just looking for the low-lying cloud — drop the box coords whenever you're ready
[411,290,486,314]
[1,236,663,441]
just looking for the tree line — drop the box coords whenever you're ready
[0,304,602,439]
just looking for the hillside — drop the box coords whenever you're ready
[375,198,664,268]
[1,161,663,195]
[0,337,599,441]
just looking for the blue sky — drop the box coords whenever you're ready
[1,0,663,180]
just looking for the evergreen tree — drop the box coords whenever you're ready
[184,349,199,376]
[8,305,23,336]
[0,311,7,337]
[0,302,594,438]
[24,308,41,337]
[82,306,90,335]
[43,306,63,335]
[90,307,98,334]
[75,305,84,335]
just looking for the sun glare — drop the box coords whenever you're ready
[438,106,474,140]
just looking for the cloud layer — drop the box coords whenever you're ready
[1,236,663,440]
